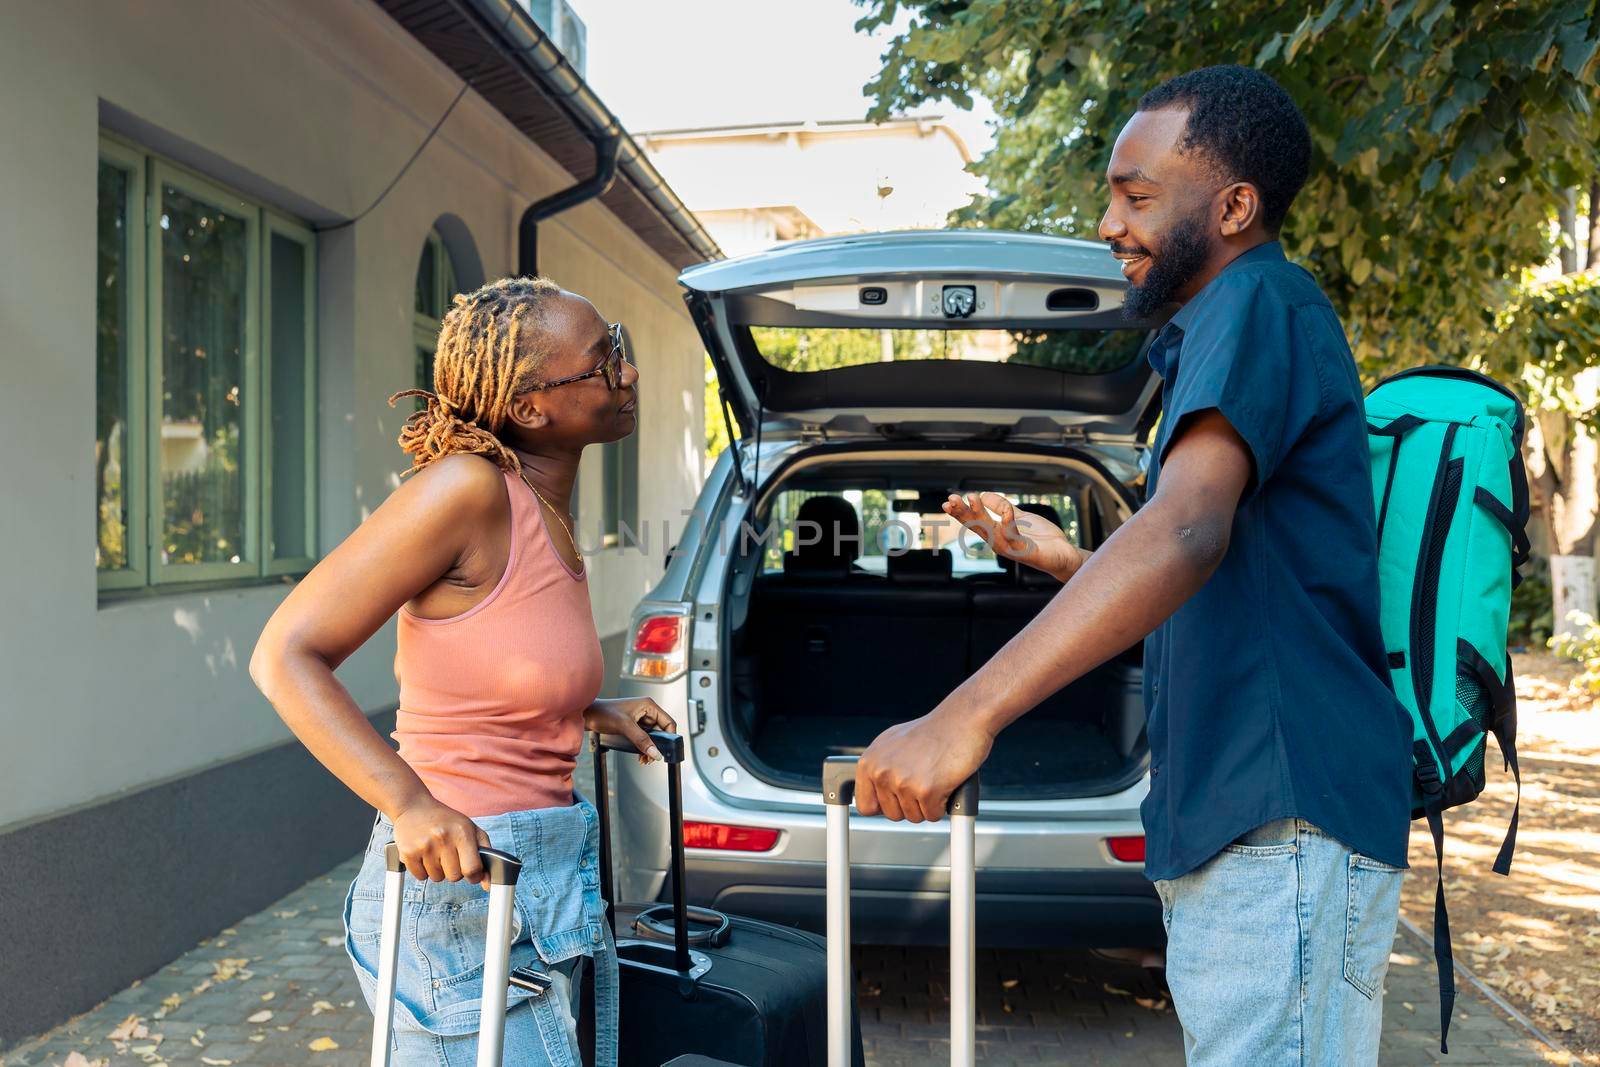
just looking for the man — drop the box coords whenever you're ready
[856,66,1413,1066]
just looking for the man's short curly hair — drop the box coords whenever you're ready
[1138,65,1311,233]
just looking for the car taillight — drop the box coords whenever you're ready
[1107,836,1145,863]
[623,610,689,681]
[683,821,780,852]
[633,615,682,654]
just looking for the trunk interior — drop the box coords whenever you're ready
[721,454,1149,800]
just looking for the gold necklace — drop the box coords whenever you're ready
[517,468,583,570]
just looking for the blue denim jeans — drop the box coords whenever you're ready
[1153,819,1403,1067]
[343,800,617,1067]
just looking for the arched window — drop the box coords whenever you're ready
[413,228,459,393]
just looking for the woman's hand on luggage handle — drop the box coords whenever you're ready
[390,798,494,890]
[584,697,677,764]
[943,492,1087,583]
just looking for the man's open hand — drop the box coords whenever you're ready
[856,712,992,823]
[943,492,1088,582]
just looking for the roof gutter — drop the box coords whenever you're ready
[456,0,722,269]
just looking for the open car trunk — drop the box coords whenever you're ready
[684,229,1160,800]
[719,455,1150,801]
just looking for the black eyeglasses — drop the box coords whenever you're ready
[534,322,629,392]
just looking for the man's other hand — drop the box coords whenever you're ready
[856,712,992,823]
[943,492,1088,582]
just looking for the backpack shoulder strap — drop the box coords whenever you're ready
[1425,803,1456,1054]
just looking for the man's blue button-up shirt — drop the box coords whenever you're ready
[1139,241,1412,881]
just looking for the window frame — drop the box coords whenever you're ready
[262,214,319,577]
[412,228,457,391]
[96,134,318,596]
[145,160,262,585]
[600,324,638,549]
[95,138,149,592]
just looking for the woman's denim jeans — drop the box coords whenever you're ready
[1154,818,1404,1067]
[343,799,617,1067]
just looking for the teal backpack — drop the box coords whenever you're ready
[1365,365,1529,1052]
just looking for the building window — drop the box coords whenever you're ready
[600,324,638,547]
[96,135,317,592]
[413,229,459,395]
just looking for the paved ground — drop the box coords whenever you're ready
[2,853,1565,1067]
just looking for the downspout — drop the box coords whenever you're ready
[518,133,621,276]
[455,0,721,268]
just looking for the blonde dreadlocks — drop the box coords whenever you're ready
[389,276,562,475]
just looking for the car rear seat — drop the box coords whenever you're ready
[743,496,1144,756]
[967,504,1075,712]
[751,497,969,716]
[964,503,1144,741]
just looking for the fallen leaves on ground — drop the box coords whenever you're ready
[246,1010,272,1024]
[308,1037,339,1052]
[1401,653,1600,1063]
[310,1000,334,1015]
[152,993,181,1020]
[1099,980,1171,1013]
[105,1016,144,1043]
[211,957,252,982]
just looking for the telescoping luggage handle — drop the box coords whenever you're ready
[822,757,980,1067]
[590,730,696,975]
[370,842,522,1067]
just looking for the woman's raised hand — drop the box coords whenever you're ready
[391,797,494,890]
[942,491,1088,583]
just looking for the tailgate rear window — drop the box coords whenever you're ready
[761,486,1084,576]
[749,326,1146,377]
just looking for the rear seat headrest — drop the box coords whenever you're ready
[887,548,953,583]
[1016,501,1063,528]
[793,495,861,563]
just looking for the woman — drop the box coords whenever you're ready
[250,276,671,1066]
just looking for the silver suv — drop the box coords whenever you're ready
[610,229,1163,947]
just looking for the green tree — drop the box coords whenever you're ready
[1476,267,1600,612]
[857,0,1599,376]
[858,0,1600,631]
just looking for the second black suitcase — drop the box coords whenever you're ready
[590,730,864,1067]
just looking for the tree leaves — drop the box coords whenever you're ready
[1556,18,1600,77]
[1429,78,1488,136]
[1447,116,1500,184]
[859,0,1600,379]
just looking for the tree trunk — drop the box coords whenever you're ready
[1588,178,1600,271]
[1553,555,1597,635]
[1559,189,1579,274]
[1531,404,1600,639]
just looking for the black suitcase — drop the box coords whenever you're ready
[589,731,864,1067]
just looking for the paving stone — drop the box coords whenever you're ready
[0,854,1564,1067]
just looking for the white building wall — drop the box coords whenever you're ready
[641,121,981,239]
[0,0,704,831]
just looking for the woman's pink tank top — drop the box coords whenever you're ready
[392,468,604,817]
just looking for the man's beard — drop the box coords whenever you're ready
[1119,210,1213,321]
